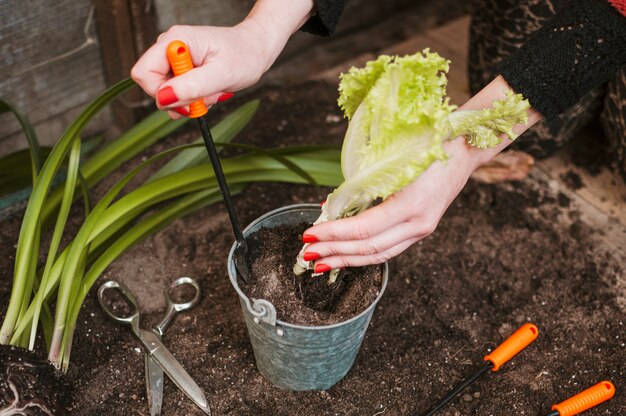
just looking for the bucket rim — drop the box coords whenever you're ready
[228,203,389,330]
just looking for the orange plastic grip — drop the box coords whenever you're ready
[165,40,208,118]
[552,381,615,416]
[484,323,538,371]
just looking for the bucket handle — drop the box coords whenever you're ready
[245,298,277,326]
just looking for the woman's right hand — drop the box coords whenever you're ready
[131,0,315,117]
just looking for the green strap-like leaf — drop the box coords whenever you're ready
[148,99,260,183]
[0,78,135,345]
[0,99,42,183]
[215,142,319,186]
[49,142,207,364]
[10,148,343,348]
[26,139,82,349]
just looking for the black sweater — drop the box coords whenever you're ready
[302,0,626,119]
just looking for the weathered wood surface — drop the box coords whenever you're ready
[94,0,157,129]
[0,0,110,152]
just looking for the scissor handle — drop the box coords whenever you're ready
[154,277,201,337]
[97,280,140,325]
[167,277,201,312]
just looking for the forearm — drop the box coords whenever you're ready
[496,0,626,119]
[241,0,315,68]
[445,75,543,174]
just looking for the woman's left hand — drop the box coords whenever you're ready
[302,138,480,271]
[301,75,542,271]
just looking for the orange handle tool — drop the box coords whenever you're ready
[549,381,616,416]
[484,323,539,371]
[421,323,539,416]
[165,40,208,119]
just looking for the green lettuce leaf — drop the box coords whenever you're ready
[448,91,530,148]
[329,50,455,219]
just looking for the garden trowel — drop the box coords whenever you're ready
[166,40,250,283]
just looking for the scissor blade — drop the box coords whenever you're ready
[145,353,164,416]
[138,329,211,415]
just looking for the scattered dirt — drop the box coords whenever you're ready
[244,223,382,325]
[560,170,584,191]
[0,82,624,415]
[569,121,617,177]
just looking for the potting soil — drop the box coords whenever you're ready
[243,223,383,326]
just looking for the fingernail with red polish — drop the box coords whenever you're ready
[303,252,321,261]
[157,86,178,106]
[217,92,234,103]
[302,233,319,244]
[314,263,331,274]
[320,200,326,206]
[174,106,189,116]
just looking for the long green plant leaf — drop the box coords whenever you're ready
[60,186,242,368]
[28,139,82,349]
[216,142,318,186]
[0,78,135,344]
[48,142,210,365]
[0,99,42,182]
[41,110,187,226]
[10,147,342,345]
[147,100,260,183]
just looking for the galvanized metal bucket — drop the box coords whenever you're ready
[227,204,388,391]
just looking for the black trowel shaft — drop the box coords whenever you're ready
[420,361,493,416]
[197,116,246,244]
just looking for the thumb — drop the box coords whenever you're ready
[156,62,230,109]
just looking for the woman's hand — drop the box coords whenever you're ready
[131,0,314,118]
[303,138,479,270]
[302,76,543,271]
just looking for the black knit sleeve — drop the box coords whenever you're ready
[300,0,346,36]
[497,0,626,119]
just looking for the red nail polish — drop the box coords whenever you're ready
[302,234,319,244]
[303,252,321,261]
[217,92,234,103]
[320,200,326,206]
[174,106,189,116]
[157,86,178,106]
[314,263,331,273]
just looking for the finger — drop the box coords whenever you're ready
[304,200,407,242]
[131,40,175,97]
[167,111,181,120]
[313,238,419,270]
[155,62,232,108]
[160,92,228,113]
[305,220,422,259]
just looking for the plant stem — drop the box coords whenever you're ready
[0,78,134,344]
[29,138,82,350]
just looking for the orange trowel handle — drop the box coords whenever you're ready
[551,381,615,416]
[165,40,208,119]
[484,323,539,371]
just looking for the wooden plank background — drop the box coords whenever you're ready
[0,0,110,152]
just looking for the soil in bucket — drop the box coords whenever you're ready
[241,222,383,326]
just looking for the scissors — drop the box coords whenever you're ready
[98,278,209,415]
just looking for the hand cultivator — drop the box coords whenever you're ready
[166,40,251,283]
